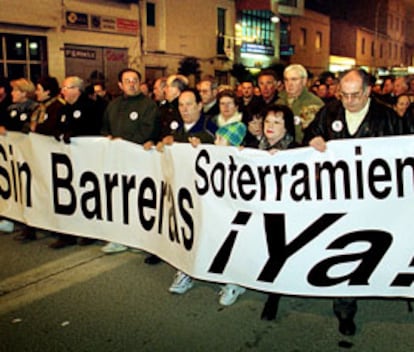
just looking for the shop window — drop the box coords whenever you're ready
[315,31,322,50]
[280,20,290,46]
[217,8,226,55]
[7,64,26,79]
[0,33,47,81]
[300,28,307,47]
[29,38,43,60]
[279,0,297,6]
[239,10,275,48]
[147,2,155,27]
[7,36,26,60]
[64,45,128,96]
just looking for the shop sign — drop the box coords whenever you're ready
[66,11,89,28]
[240,43,275,56]
[65,49,96,60]
[65,10,138,36]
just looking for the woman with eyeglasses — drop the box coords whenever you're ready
[212,89,243,129]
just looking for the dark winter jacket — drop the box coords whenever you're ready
[303,98,401,144]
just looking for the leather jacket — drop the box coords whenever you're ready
[303,98,401,144]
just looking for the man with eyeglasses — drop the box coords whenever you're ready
[49,76,101,249]
[302,68,401,336]
[157,74,189,146]
[55,76,100,143]
[100,68,160,254]
[304,69,400,151]
[197,76,219,121]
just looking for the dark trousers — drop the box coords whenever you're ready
[333,298,357,320]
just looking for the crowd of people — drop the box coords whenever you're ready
[0,64,413,337]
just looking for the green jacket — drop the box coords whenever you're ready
[276,89,324,144]
[101,93,160,144]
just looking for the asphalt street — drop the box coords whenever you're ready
[0,225,413,352]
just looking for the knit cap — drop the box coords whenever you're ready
[216,122,247,146]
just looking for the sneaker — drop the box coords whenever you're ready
[0,220,14,233]
[219,284,246,306]
[101,242,128,254]
[169,271,194,294]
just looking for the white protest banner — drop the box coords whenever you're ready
[1,132,413,298]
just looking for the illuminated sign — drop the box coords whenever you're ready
[240,43,275,56]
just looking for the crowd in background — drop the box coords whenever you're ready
[0,64,413,337]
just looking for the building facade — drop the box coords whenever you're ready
[287,9,330,77]
[0,0,345,92]
[139,0,236,85]
[0,0,141,95]
[0,0,240,90]
[328,0,410,75]
[3,0,412,93]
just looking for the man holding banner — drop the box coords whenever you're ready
[100,68,160,254]
[303,68,401,336]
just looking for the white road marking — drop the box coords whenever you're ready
[0,248,138,315]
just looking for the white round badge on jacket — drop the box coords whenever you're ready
[130,112,139,120]
[170,120,179,130]
[331,120,343,132]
